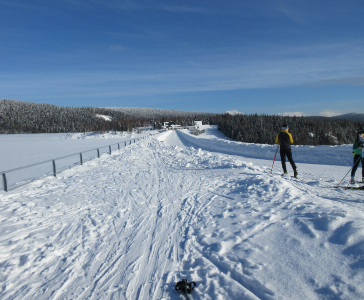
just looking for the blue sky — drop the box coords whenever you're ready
[1,0,364,116]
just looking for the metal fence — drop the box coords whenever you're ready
[1,136,148,192]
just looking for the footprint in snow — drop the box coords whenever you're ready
[328,221,358,245]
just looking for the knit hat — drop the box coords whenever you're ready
[282,124,289,130]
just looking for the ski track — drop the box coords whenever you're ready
[1,129,364,299]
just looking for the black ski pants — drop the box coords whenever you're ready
[280,149,296,173]
[351,154,364,178]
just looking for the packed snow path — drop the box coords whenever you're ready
[1,128,364,299]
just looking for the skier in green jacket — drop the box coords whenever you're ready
[351,128,364,183]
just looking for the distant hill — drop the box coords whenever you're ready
[329,113,364,122]
[106,107,217,119]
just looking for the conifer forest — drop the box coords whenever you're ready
[0,99,219,134]
[218,113,363,145]
[1,99,362,146]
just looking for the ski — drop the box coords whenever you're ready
[281,175,298,180]
[346,186,364,190]
[334,185,364,190]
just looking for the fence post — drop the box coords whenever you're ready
[52,160,56,177]
[118,143,120,150]
[2,173,7,192]
[80,153,83,165]
[109,145,112,154]
[97,148,100,158]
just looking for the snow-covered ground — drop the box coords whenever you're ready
[1,126,364,300]
[0,131,155,189]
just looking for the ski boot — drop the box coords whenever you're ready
[294,170,298,178]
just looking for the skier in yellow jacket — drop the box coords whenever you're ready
[275,124,298,178]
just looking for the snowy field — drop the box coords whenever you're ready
[1,126,364,300]
[0,131,155,189]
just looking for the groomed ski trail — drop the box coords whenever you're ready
[0,136,271,299]
[1,130,364,299]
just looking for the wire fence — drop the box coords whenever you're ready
[1,135,149,192]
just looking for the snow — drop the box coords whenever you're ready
[226,110,244,116]
[1,127,364,300]
[96,114,113,121]
[0,131,154,189]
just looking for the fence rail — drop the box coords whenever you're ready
[1,135,149,192]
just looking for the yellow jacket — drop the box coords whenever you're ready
[275,129,294,149]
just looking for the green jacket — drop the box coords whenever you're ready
[352,141,363,156]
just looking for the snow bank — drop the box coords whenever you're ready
[175,126,353,167]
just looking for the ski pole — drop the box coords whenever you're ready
[270,145,279,173]
[335,154,363,188]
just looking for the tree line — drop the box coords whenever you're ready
[0,99,220,134]
[218,113,363,145]
[2,99,362,145]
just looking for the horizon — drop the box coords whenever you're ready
[1,1,363,116]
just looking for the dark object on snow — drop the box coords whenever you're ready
[175,279,196,299]
[334,185,364,190]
